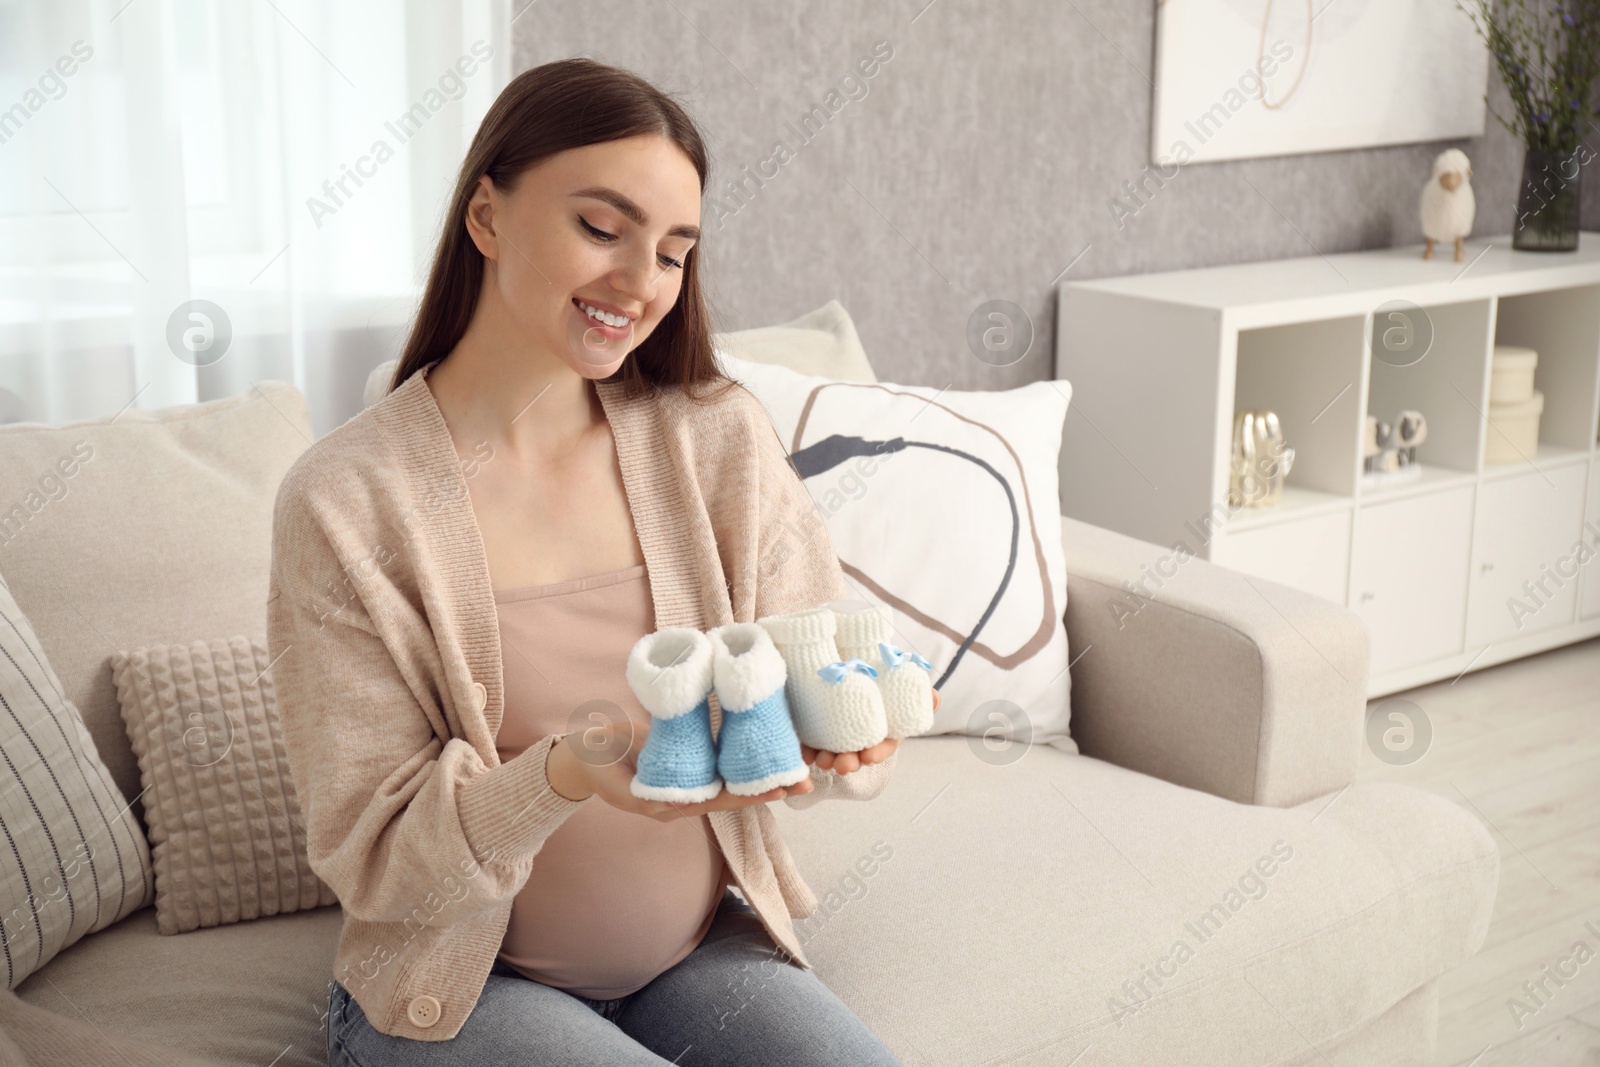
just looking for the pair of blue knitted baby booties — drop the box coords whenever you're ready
[624,621,806,801]
[624,603,939,802]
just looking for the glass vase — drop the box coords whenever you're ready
[1512,148,1581,252]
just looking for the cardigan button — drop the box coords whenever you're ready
[471,681,487,713]
[407,994,442,1028]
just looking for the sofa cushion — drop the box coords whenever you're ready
[772,735,1498,1066]
[111,636,337,935]
[15,902,342,1067]
[1,985,225,1067]
[0,569,154,989]
[0,986,221,1067]
[8,745,1494,1067]
[0,382,314,817]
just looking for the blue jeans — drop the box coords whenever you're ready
[326,888,903,1066]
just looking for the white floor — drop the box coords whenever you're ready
[1354,638,1600,1066]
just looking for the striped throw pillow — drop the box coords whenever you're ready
[0,570,154,990]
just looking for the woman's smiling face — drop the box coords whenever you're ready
[467,133,702,378]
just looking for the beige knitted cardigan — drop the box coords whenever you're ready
[266,361,895,1041]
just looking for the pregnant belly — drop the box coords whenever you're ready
[497,797,727,1000]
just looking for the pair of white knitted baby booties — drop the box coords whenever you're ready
[759,600,937,751]
[623,601,937,803]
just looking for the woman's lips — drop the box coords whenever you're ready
[573,298,633,340]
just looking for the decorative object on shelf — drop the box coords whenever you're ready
[1463,0,1600,251]
[1420,149,1475,262]
[1396,410,1428,466]
[1363,411,1429,487]
[1228,409,1295,508]
[1489,343,1538,405]
[1369,415,1395,473]
[1363,414,1392,471]
[1513,148,1586,250]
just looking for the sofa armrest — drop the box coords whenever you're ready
[1060,516,1368,808]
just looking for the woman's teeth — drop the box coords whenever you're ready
[577,300,630,328]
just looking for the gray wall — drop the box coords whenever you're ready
[513,1,1598,391]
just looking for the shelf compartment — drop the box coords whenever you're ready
[1493,285,1600,451]
[1233,317,1365,500]
[1366,298,1492,479]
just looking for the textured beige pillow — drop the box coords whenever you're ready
[111,636,336,935]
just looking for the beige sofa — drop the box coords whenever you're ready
[0,374,1498,1067]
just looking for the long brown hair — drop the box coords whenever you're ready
[387,58,734,404]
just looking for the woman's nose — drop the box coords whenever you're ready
[610,250,664,307]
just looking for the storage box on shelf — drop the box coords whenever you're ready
[1489,344,1538,403]
[1486,391,1545,462]
[1485,342,1544,466]
[1057,234,1600,696]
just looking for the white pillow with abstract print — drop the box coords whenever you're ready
[720,354,1076,753]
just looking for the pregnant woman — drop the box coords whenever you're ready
[267,58,935,1066]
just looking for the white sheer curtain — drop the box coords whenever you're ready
[0,0,510,436]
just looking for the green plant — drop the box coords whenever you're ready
[1462,0,1600,151]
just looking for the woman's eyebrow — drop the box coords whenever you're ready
[569,186,701,240]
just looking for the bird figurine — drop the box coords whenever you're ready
[1421,148,1475,262]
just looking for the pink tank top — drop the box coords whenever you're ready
[492,562,729,1000]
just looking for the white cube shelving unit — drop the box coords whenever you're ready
[1056,233,1600,697]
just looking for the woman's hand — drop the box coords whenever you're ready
[804,687,939,774]
[544,719,813,822]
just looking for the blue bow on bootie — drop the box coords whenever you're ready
[817,658,879,683]
[878,642,932,671]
